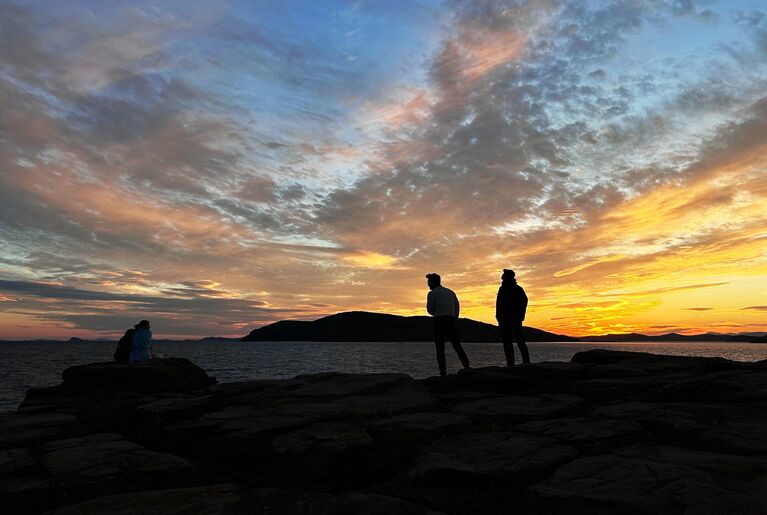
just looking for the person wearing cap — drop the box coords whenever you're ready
[496,269,530,366]
[425,273,471,377]
[129,320,153,363]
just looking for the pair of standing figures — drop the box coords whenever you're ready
[426,269,528,377]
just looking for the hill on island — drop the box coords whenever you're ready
[242,311,577,342]
[581,332,729,342]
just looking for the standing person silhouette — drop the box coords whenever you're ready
[496,269,530,366]
[426,273,471,377]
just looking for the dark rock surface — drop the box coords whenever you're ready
[2,350,767,514]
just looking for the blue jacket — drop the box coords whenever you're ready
[132,328,152,352]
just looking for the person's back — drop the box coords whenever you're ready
[113,328,134,362]
[427,285,460,318]
[129,320,152,363]
[425,273,470,376]
[495,269,530,366]
[496,281,527,322]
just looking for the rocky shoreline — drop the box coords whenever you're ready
[2,350,767,514]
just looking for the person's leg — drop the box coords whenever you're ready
[499,323,515,367]
[446,317,470,369]
[434,339,447,376]
[512,321,530,364]
[433,318,447,376]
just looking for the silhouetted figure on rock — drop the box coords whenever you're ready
[129,320,153,363]
[113,327,134,362]
[426,273,471,377]
[496,269,530,366]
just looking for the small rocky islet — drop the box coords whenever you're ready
[2,350,767,514]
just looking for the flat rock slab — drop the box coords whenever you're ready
[137,394,221,422]
[532,454,763,514]
[446,367,545,395]
[34,433,209,505]
[617,443,767,492]
[0,448,39,478]
[515,417,645,452]
[209,374,437,418]
[18,389,171,435]
[51,484,446,515]
[451,394,585,422]
[264,422,376,483]
[408,432,578,486]
[658,370,767,403]
[703,421,767,455]
[0,476,57,515]
[200,402,348,434]
[270,421,373,459]
[0,413,84,449]
[291,372,423,398]
[593,401,729,426]
[61,358,215,393]
[337,390,437,416]
[572,349,741,371]
[241,488,447,515]
[366,412,472,443]
[50,484,243,515]
[329,493,445,515]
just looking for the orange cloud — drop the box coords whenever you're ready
[343,251,402,270]
[452,24,526,82]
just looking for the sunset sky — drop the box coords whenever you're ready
[1,0,766,339]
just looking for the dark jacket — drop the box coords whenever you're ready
[496,280,528,322]
[114,328,134,362]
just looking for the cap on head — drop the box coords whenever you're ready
[425,273,441,286]
[502,269,515,280]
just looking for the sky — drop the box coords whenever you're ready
[1,0,766,339]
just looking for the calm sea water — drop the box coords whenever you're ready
[1,340,766,411]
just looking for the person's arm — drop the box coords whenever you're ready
[521,289,528,321]
[426,291,434,315]
[454,293,460,318]
[496,286,503,321]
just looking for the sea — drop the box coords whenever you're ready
[2,340,766,411]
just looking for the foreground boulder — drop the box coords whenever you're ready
[18,359,216,435]
[2,352,767,514]
[60,358,215,393]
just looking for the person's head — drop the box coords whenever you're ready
[501,269,516,282]
[425,273,441,290]
[136,320,150,330]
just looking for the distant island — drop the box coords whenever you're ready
[244,311,578,342]
[242,311,767,344]
[579,332,767,343]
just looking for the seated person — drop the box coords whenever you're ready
[113,328,134,362]
[129,320,152,363]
